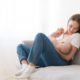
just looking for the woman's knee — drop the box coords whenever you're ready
[17,44,23,49]
[36,33,46,39]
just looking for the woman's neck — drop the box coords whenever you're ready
[64,31,72,37]
[65,31,72,35]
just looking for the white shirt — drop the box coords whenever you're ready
[57,33,80,49]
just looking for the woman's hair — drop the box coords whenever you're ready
[68,14,80,33]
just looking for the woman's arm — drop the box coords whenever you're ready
[64,46,78,61]
[50,28,64,38]
[48,28,64,45]
[57,45,78,61]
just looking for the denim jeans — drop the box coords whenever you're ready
[17,33,71,67]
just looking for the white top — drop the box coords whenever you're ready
[57,33,80,49]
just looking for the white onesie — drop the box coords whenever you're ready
[57,33,80,49]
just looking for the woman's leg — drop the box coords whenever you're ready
[16,44,31,76]
[16,43,45,78]
[17,44,45,67]
[16,33,69,78]
[17,44,30,64]
[27,33,69,67]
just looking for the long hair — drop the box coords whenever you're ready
[68,14,80,33]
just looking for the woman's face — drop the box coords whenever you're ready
[67,20,79,34]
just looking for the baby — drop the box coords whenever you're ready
[49,28,72,55]
[56,42,72,55]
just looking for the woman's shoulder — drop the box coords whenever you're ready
[72,33,80,37]
[71,33,80,42]
[70,33,80,49]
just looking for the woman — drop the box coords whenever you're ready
[16,14,80,78]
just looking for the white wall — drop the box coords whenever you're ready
[0,0,80,79]
[0,0,43,79]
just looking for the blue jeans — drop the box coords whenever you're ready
[17,33,71,67]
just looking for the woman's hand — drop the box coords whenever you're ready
[50,28,64,37]
[57,45,78,61]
